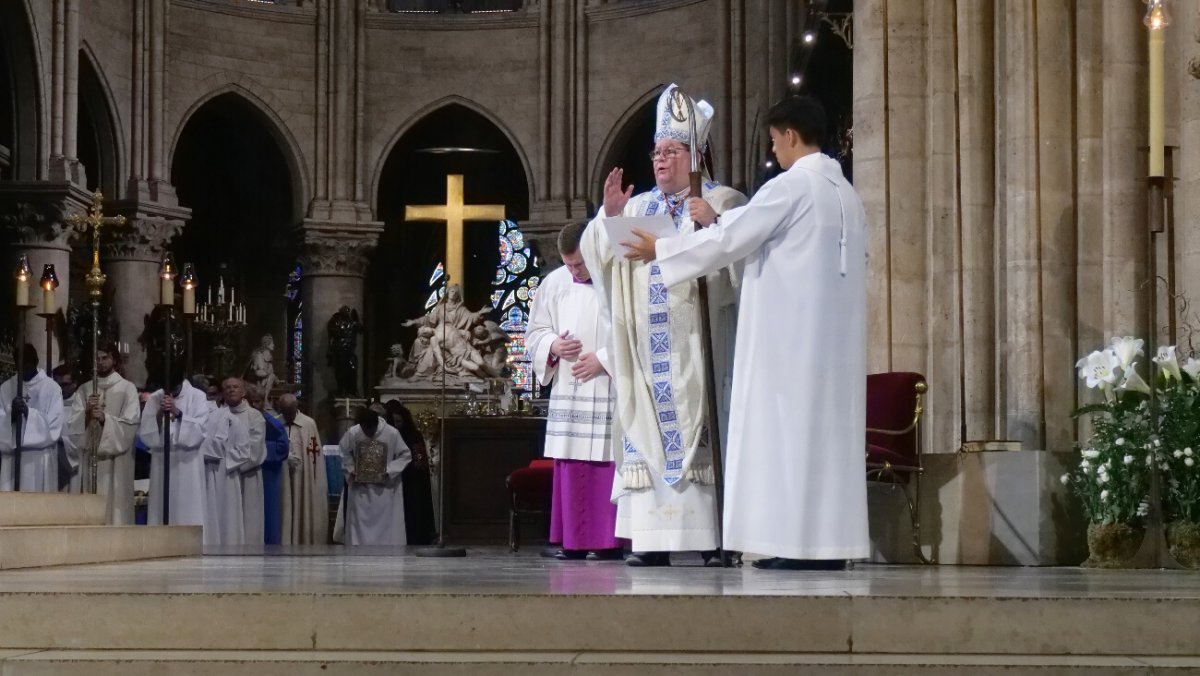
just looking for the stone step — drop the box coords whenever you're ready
[0,650,1198,675]
[0,493,107,527]
[0,526,200,570]
[1,588,1199,656]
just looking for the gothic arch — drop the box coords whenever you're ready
[590,84,663,206]
[78,43,125,196]
[0,0,47,180]
[169,83,308,221]
[369,95,535,217]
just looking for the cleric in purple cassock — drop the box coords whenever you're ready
[248,387,289,545]
[525,223,624,560]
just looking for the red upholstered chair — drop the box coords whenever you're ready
[505,459,554,552]
[865,372,931,564]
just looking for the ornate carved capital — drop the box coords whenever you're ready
[298,219,383,276]
[103,200,191,262]
[0,182,91,249]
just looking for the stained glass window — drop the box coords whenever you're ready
[491,220,540,392]
[286,264,303,395]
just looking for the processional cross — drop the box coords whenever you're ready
[65,191,126,494]
[405,175,506,289]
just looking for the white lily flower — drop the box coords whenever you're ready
[1137,501,1150,517]
[1186,448,1194,457]
[1120,363,1152,395]
[1175,449,1184,458]
[1123,454,1135,465]
[1184,357,1200,381]
[1060,474,1070,485]
[1110,337,1144,371]
[1080,459,1091,469]
[1154,345,1183,381]
[1155,439,1162,447]
[1115,438,1125,447]
[1146,454,1154,466]
[1187,457,1195,468]
[1098,473,1109,484]
[1082,449,1100,459]
[1079,350,1120,389]
[1100,489,1110,501]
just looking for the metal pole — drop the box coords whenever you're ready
[162,307,172,524]
[88,298,99,493]
[40,313,53,378]
[12,308,28,491]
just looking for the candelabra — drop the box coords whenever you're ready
[195,275,247,378]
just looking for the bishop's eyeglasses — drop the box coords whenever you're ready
[649,148,686,162]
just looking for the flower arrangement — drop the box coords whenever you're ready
[1066,337,1153,526]
[1067,337,1200,567]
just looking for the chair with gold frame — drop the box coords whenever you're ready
[865,372,931,564]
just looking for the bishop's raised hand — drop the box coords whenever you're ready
[603,167,634,218]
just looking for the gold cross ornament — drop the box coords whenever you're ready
[405,175,505,289]
[66,191,127,299]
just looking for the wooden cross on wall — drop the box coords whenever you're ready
[405,175,505,291]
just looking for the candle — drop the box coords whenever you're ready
[14,256,30,307]
[1149,30,1164,176]
[230,287,235,305]
[39,264,58,315]
[207,286,212,305]
[1146,0,1169,177]
[159,255,174,306]
[182,263,196,315]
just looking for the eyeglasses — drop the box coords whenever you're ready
[649,148,687,162]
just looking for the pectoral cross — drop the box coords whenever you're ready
[306,436,321,470]
[405,175,505,291]
[66,191,127,301]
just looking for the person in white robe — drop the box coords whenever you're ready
[278,393,329,545]
[526,222,623,559]
[338,407,410,546]
[0,345,64,492]
[206,378,265,546]
[580,83,747,566]
[65,344,138,523]
[52,364,80,492]
[141,378,211,529]
[622,95,869,569]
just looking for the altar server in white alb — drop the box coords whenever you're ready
[581,83,747,566]
[65,343,139,523]
[526,222,623,560]
[0,345,64,492]
[141,376,211,528]
[339,407,410,545]
[622,96,869,570]
[203,378,264,545]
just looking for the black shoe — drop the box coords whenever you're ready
[586,548,625,561]
[554,548,588,561]
[701,550,743,567]
[539,546,562,559]
[625,551,671,567]
[751,557,846,571]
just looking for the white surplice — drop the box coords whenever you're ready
[339,422,410,546]
[0,372,65,492]
[581,182,747,552]
[655,152,870,560]
[226,401,266,545]
[281,411,329,545]
[65,373,139,523]
[525,265,614,462]
[141,380,211,528]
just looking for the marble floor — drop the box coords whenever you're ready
[0,545,1196,599]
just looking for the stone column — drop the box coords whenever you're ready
[104,205,188,386]
[298,223,381,440]
[48,0,83,185]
